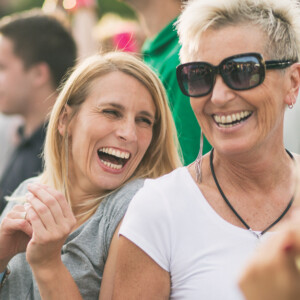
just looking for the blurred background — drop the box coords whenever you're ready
[0,0,146,59]
[0,0,135,19]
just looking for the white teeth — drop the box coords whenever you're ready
[226,115,232,123]
[99,147,130,159]
[219,123,236,128]
[213,111,252,125]
[101,160,122,170]
[215,115,221,123]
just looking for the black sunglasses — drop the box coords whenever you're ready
[176,52,296,97]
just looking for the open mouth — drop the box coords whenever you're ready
[97,147,131,170]
[213,110,253,128]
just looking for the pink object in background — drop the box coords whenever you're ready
[113,32,138,53]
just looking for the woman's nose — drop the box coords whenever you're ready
[116,119,138,142]
[210,75,235,106]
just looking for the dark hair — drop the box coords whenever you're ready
[0,10,77,88]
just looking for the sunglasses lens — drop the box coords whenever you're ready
[179,63,213,97]
[222,56,262,90]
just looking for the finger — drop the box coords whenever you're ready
[26,193,57,231]
[7,204,26,213]
[25,201,72,244]
[6,205,27,220]
[1,215,33,237]
[27,184,66,225]
[25,203,49,241]
[32,183,74,220]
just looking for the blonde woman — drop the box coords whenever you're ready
[111,0,300,299]
[0,52,181,299]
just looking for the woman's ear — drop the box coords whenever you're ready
[58,104,72,136]
[284,63,300,106]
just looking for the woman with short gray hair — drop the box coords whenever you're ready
[111,0,300,299]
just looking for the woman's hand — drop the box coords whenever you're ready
[24,183,76,271]
[0,204,32,270]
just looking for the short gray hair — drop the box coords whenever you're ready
[177,0,300,62]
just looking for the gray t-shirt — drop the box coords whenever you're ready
[0,177,144,300]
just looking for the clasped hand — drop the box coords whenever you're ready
[0,183,76,271]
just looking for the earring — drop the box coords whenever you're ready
[195,131,203,183]
[288,96,295,109]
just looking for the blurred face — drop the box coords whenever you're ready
[0,35,33,115]
[65,71,156,195]
[189,25,291,155]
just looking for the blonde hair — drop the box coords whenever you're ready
[177,0,300,62]
[39,52,181,218]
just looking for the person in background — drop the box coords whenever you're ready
[119,0,211,165]
[0,9,77,214]
[110,0,300,299]
[0,52,181,299]
[43,0,99,60]
[0,114,22,178]
[94,13,145,54]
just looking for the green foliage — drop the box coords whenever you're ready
[98,0,136,19]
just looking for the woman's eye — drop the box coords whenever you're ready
[137,117,153,127]
[102,109,121,118]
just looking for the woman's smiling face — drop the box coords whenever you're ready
[63,71,156,195]
[189,25,291,156]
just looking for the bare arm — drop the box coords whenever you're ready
[31,262,83,300]
[99,222,122,300]
[111,236,170,300]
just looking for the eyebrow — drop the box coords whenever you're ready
[100,102,156,121]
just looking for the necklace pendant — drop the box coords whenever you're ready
[249,228,262,239]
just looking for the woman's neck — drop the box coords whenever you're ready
[211,146,295,194]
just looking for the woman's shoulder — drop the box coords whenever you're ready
[129,167,195,209]
[98,178,146,216]
[143,167,190,191]
[109,178,145,202]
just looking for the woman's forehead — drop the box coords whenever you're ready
[186,25,268,63]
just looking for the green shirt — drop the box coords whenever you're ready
[142,18,211,165]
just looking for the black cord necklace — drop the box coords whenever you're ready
[209,148,295,238]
